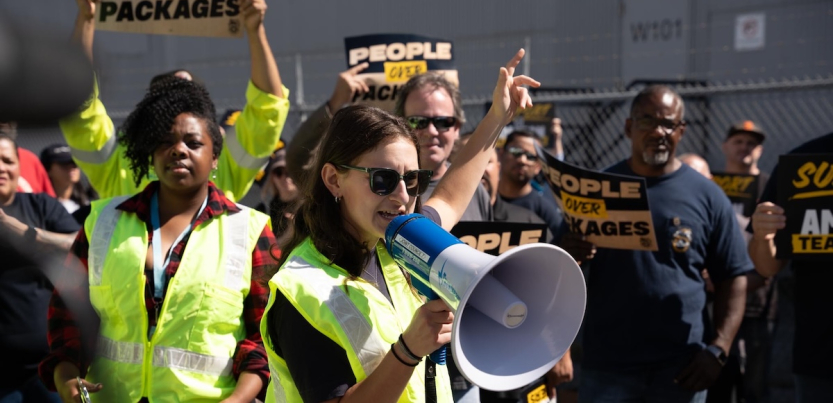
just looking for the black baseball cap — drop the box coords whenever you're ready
[726,120,766,144]
[40,143,74,169]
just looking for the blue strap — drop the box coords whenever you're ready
[150,192,208,299]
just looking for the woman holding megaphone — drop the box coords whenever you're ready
[262,50,538,403]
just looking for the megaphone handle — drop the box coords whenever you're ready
[411,279,448,365]
[429,345,447,365]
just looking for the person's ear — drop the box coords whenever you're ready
[321,162,342,199]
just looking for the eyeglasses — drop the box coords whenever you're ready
[406,116,458,132]
[632,116,685,134]
[339,164,433,196]
[506,147,538,161]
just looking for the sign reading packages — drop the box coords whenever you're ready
[451,222,548,256]
[775,154,833,260]
[711,172,760,217]
[344,34,458,112]
[96,0,243,38]
[539,151,658,251]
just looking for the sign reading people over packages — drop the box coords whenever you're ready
[711,172,760,217]
[539,151,658,251]
[96,0,244,37]
[344,34,458,112]
[775,154,833,260]
[451,222,548,256]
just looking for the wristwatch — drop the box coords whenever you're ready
[705,345,728,366]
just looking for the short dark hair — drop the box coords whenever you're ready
[281,105,422,277]
[629,85,686,121]
[503,130,538,149]
[118,77,222,186]
[394,72,466,125]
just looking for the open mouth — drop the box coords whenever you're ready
[378,210,405,220]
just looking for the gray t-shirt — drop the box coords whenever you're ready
[421,179,493,222]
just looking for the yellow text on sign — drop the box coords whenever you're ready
[384,61,427,83]
[792,234,833,253]
[561,192,608,219]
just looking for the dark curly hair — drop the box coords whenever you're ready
[118,77,222,186]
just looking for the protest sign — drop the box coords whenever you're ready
[344,34,458,112]
[775,154,833,260]
[538,150,658,251]
[711,172,760,217]
[96,0,244,38]
[451,221,548,256]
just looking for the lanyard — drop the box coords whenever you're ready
[150,192,208,299]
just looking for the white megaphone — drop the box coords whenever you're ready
[385,214,586,392]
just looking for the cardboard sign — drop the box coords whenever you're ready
[538,150,658,251]
[451,221,548,256]
[775,154,833,260]
[96,0,244,38]
[344,34,458,112]
[711,172,760,217]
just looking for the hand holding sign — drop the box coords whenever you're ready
[560,232,596,265]
[328,63,370,112]
[488,49,540,126]
[240,0,265,34]
[751,202,786,241]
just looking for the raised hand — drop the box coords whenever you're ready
[488,49,541,125]
[240,0,267,34]
[751,202,786,241]
[75,0,97,20]
[329,63,371,111]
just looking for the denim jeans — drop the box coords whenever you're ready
[0,376,61,403]
[579,362,707,403]
[795,374,833,403]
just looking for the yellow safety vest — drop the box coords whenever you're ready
[261,238,453,403]
[84,195,269,402]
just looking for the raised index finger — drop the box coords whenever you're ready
[505,48,526,77]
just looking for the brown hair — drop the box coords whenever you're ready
[394,72,466,125]
[278,105,422,277]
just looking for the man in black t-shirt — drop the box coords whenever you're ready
[497,130,562,237]
[0,134,79,402]
[748,132,833,403]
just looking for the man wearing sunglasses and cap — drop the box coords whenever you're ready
[497,130,563,238]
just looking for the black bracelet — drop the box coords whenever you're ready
[398,334,423,362]
[390,343,419,367]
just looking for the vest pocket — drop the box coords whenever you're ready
[188,285,245,353]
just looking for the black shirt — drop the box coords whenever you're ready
[0,192,79,387]
[754,132,833,378]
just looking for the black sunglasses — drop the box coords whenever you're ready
[406,116,458,132]
[506,147,538,161]
[339,164,433,196]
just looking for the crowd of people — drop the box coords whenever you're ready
[1,1,831,403]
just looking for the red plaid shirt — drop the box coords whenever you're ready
[39,182,278,396]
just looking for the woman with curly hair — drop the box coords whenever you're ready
[39,77,279,403]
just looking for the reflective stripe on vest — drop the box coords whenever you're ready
[89,196,130,286]
[224,204,250,290]
[282,255,388,376]
[225,127,270,170]
[268,361,289,403]
[96,336,233,376]
[70,131,118,165]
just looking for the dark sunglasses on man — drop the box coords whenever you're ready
[406,116,458,132]
[632,116,685,134]
[506,147,539,161]
[339,164,433,196]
